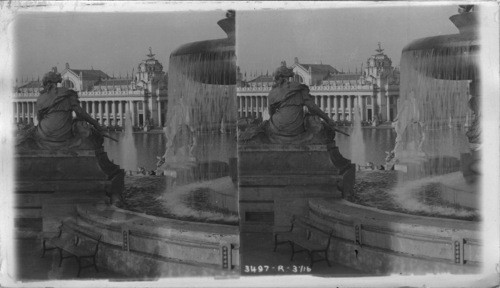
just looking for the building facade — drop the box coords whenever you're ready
[13,48,168,129]
[237,44,400,124]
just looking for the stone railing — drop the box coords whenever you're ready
[13,92,39,99]
[14,90,147,100]
[309,84,373,91]
[76,204,239,276]
[307,199,481,274]
[237,84,376,93]
[237,86,272,92]
[80,90,145,97]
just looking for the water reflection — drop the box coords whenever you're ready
[336,128,397,166]
[104,132,237,170]
[105,129,394,170]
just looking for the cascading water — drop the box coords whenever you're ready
[351,103,366,168]
[394,55,471,164]
[393,9,478,177]
[150,11,237,222]
[388,9,480,216]
[121,109,138,172]
[162,11,236,168]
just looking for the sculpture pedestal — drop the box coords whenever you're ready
[238,143,354,232]
[15,148,124,234]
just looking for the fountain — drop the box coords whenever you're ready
[351,103,366,169]
[159,10,236,184]
[299,7,482,275]
[51,11,240,278]
[120,108,138,173]
[163,10,235,162]
[392,5,480,210]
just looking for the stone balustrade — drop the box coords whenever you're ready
[14,92,40,99]
[237,86,272,93]
[309,84,373,91]
[237,84,375,93]
[76,204,239,276]
[307,199,481,274]
[80,90,145,97]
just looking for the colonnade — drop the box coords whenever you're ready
[238,95,268,119]
[310,94,370,122]
[13,101,38,125]
[14,99,167,128]
[237,94,397,122]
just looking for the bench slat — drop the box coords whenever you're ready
[62,225,101,241]
[293,238,326,251]
[63,243,97,257]
[295,217,330,236]
[274,215,334,268]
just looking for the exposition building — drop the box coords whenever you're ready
[237,44,400,125]
[13,48,168,129]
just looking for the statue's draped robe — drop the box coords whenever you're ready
[268,81,312,137]
[36,87,80,149]
[238,80,334,145]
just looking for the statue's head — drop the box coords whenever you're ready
[42,67,62,87]
[274,61,294,81]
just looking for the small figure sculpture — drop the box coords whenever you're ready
[384,150,397,170]
[465,81,480,152]
[239,61,348,144]
[162,99,197,164]
[391,96,426,160]
[17,67,105,152]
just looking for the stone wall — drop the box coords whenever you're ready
[15,149,124,233]
[76,204,240,276]
[238,144,348,232]
[307,199,481,274]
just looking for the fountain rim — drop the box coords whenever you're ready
[403,11,479,53]
[402,32,479,53]
[170,37,234,57]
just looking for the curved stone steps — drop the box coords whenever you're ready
[306,199,481,274]
[72,204,239,276]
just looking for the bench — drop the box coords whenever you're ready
[41,219,102,277]
[273,215,334,267]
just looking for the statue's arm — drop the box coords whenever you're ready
[73,105,103,131]
[69,92,103,131]
[303,94,335,126]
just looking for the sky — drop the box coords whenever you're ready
[13,3,459,82]
[14,10,228,81]
[237,4,459,77]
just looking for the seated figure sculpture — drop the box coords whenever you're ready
[17,67,105,153]
[240,61,347,145]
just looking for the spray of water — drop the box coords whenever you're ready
[388,172,476,218]
[158,177,238,223]
[121,108,138,172]
[386,44,477,217]
[350,103,366,167]
[163,53,236,164]
[394,49,472,172]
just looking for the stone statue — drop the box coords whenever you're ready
[17,67,105,152]
[239,61,347,144]
[391,96,426,160]
[465,80,480,152]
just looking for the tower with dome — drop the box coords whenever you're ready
[237,43,400,124]
[13,48,168,129]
